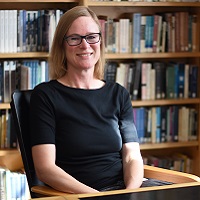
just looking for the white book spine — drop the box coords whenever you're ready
[0,10,5,53]
[4,10,9,53]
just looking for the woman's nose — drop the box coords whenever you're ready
[80,38,90,48]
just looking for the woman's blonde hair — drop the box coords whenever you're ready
[48,6,105,80]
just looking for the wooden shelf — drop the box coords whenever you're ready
[86,1,200,7]
[131,98,200,107]
[1,52,199,60]
[0,103,10,109]
[105,52,200,60]
[140,141,199,150]
[0,0,79,10]
[0,52,49,59]
[0,0,78,3]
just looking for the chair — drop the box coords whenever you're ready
[10,90,200,198]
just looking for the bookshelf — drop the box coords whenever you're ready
[82,0,200,176]
[0,0,199,184]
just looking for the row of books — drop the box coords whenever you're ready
[99,11,197,53]
[133,106,197,144]
[0,168,30,200]
[143,153,192,173]
[104,60,198,100]
[0,9,64,53]
[0,109,17,149]
[0,60,49,103]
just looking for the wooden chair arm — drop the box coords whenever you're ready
[31,165,200,197]
[32,185,68,197]
[144,165,200,183]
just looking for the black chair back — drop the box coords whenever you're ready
[10,90,45,198]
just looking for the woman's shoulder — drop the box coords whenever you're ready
[32,80,58,96]
[105,81,129,94]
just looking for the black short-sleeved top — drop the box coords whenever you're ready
[30,80,139,190]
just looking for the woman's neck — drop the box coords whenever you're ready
[58,73,104,89]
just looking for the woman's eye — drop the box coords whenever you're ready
[71,37,79,41]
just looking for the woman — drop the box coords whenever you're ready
[30,6,144,194]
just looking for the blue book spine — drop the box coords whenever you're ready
[139,107,145,144]
[156,107,161,143]
[133,13,141,53]
[145,16,150,51]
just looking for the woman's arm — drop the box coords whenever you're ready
[32,144,99,194]
[122,142,144,189]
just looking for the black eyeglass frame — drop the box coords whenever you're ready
[64,33,101,46]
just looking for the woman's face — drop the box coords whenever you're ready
[64,16,101,73]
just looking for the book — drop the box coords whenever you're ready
[146,108,152,143]
[192,14,197,52]
[1,109,7,148]
[106,18,114,53]
[49,10,56,52]
[43,10,51,52]
[153,62,166,99]
[175,12,180,52]
[166,106,173,142]
[132,60,142,100]
[17,10,23,52]
[156,15,162,53]
[166,64,175,99]
[184,64,189,98]
[178,106,189,142]
[0,62,3,102]
[9,61,17,101]
[135,107,145,143]
[132,13,141,53]
[129,63,136,99]
[115,63,129,88]
[188,14,192,52]
[150,67,155,100]
[126,64,135,95]
[140,15,146,53]
[160,106,167,142]
[173,106,179,142]
[156,106,161,143]
[165,12,173,52]
[0,10,4,53]
[0,168,6,200]
[152,14,159,53]
[189,65,198,98]
[141,62,147,100]
[104,62,117,83]
[145,15,154,52]
[113,19,120,53]
[3,61,10,103]
[188,108,198,141]
[119,18,130,53]
[161,20,167,52]
[151,107,156,143]
[37,9,44,51]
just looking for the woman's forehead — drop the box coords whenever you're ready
[67,16,99,35]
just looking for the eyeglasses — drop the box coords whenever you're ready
[64,33,101,46]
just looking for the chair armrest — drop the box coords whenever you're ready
[144,164,200,183]
[31,185,68,197]
[32,165,200,197]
